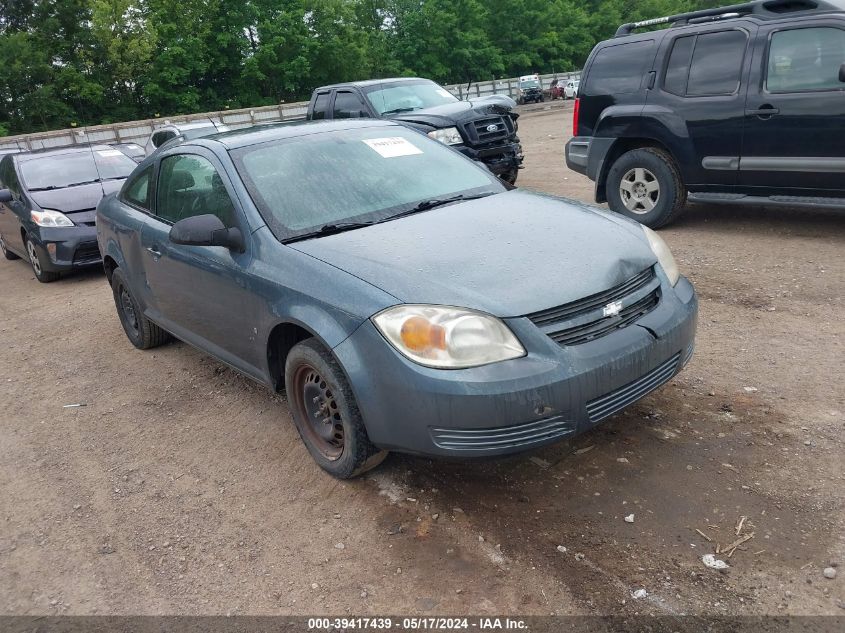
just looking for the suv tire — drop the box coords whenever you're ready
[111,267,171,349]
[606,148,686,228]
[285,338,387,479]
[25,236,59,282]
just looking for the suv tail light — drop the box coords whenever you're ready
[572,98,581,137]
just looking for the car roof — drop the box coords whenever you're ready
[191,119,402,150]
[155,120,223,131]
[14,144,117,163]
[316,77,433,91]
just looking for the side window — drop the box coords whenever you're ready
[586,40,655,95]
[0,158,21,195]
[687,30,747,96]
[121,165,153,210]
[767,27,845,93]
[333,91,367,119]
[156,154,236,227]
[311,92,330,120]
[664,35,695,96]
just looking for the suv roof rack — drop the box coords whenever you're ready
[615,0,844,37]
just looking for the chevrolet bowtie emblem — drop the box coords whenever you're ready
[603,301,623,318]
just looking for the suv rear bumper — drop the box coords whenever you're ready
[566,136,617,202]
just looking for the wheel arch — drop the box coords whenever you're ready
[266,319,345,393]
[595,137,680,204]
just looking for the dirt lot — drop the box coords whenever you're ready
[1,105,843,618]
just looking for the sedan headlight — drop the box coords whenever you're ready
[31,209,74,228]
[372,305,525,369]
[427,127,463,146]
[642,226,680,286]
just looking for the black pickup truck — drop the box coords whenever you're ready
[306,77,524,183]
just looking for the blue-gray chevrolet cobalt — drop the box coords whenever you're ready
[97,119,697,478]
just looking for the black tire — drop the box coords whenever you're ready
[285,338,387,479]
[500,169,519,185]
[605,147,687,229]
[25,236,59,282]
[110,267,170,349]
[1,233,20,260]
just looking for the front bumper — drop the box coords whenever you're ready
[334,275,698,457]
[458,141,524,176]
[30,225,101,272]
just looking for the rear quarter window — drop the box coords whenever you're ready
[585,40,656,95]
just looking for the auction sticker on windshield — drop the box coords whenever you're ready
[363,137,423,158]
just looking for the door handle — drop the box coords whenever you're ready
[746,106,779,118]
[146,246,162,257]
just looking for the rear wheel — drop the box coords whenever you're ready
[1,234,19,260]
[25,236,59,282]
[111,267,170,349]
[285,338,386,479]
[606,148,686,229]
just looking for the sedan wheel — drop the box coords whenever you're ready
[619,167,660,214]
[1,234,20,260]
[25,237,59,282]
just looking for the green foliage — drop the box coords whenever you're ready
[0,0,713,134]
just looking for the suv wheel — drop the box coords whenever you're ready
[606,148,686,228]
[1,234,20,260]
[285,338,387,479]
[25,236,59,282]
[111,267,171,349]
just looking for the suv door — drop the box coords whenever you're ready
[654,24,756,188]
[740,22,845,194]
[142,149,264,376]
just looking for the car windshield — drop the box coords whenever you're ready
[364,80,458,115]
[520,80,540,89]
[19,149,137,190]
[232,126,504,241]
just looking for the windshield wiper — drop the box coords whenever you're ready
[30,179,104,191]
[381,193,495,222]
[381,107,419,115]
[284,221,376,243]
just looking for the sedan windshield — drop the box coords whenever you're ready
[20,149,137,190]
[364,80,458,115]
[232,126,504,241]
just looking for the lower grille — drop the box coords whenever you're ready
[73,242,101,265]
[586,353,680,424]
[430,415,575,452]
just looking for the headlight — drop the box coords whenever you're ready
[642,226,680,286]
[427,127,463,146]
[372,305,525,369]
[31,209,74,227]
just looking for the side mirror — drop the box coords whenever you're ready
[0,188,12,203]
[169,214,244,252]
[840,63,845,83]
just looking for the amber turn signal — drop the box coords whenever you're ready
[400,316,447,352]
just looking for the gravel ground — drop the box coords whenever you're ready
[0,105,842,616]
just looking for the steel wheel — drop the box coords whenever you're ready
[118,284,140,336]
[619,167,660,214]
[26,240,42,275]
[291,364,344,460]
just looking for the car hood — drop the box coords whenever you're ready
[291,190,658,317]
[388,95,516,129]
[29,180,125,213]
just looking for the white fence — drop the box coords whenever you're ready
[0,72,580,152]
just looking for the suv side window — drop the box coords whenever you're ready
[767,27,845,93]
[156,154,236,227]
[333,91,367,118]
[587,40,655,95]
[121,165,153,210]
[663,30,747,96]
[311,92,331,120]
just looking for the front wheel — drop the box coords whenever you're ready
[500,169,518,185]
[605,148,686,228]
[1,234,20,260]
[285,339,387,479]
[25,236,59,282]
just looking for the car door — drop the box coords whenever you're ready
[654,24,756,188]
[141,149,265,377]
[740,22,845,194]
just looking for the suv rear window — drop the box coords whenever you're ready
[664,30,748,97]
[586,41,655,95]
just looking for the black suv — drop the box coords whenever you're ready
[307,78,524,183]
[566,0,845,227]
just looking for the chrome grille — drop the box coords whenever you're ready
[430,415,575,452]
[463,115,513,146]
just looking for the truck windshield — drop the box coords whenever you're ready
[232,126,504,241]
[520,80,540,89]
[20,149,137,191]
[364,80,459,115]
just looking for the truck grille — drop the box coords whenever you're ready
[430,415,575,452]
[462,115,513,146]
[526,267,660,346]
